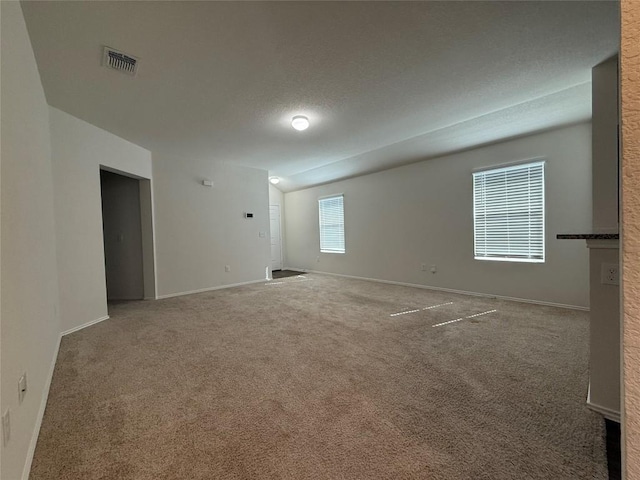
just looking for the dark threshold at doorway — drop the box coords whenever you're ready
[606,419,621,480]
[272,270,306,280]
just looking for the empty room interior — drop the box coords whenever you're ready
[3,1,639,479]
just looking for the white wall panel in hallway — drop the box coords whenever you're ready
[270,205,283,271]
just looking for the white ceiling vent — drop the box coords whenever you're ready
[102,46,139,76]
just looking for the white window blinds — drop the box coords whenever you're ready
[473,161,545,263]
[318,195,345,254]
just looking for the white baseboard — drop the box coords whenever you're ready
[586,383,620,422]
[291,268,588,311]
[156,278,266,300]
[61,315,110,336]
[21,333,62,480]
[587,400,621,422]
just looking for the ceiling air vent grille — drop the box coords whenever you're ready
[102,46,139,76]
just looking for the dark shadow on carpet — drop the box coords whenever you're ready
[272,269,306,279]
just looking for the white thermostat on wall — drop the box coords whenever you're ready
[244,212,254,218]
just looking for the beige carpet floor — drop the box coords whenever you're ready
[30,274,606,479]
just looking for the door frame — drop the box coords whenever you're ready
[100,165,157,300]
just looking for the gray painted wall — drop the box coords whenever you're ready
[588,56,620,417]
[49,107,153,333]
[1,3,60,478]
[285,123,592,308]
[152,155,271,297]
[592,56,619,233]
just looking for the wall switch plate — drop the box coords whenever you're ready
[2,409,10,447]
[601,263,619,285]
[316,256,320,263]
[225,265,231,272]
[421,264,427,271]
[259,231,266,238]
[18,373,27,404]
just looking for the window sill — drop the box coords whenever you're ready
[475,256,544,264]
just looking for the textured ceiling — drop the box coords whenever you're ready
[21,1,619,192]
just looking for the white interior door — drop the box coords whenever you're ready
[269,205,282,271]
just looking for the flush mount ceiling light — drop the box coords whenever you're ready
[291,115,310,131]
[269,176,280,185]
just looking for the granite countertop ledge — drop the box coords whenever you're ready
[556,233,619,240]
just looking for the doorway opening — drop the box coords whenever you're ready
[100,168,155,302]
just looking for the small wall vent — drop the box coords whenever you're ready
[102,46,139,76]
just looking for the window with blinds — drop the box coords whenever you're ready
[473,161,545,263]
[318,195,345,254]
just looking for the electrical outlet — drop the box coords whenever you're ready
[421,264,427,271]
[18,373,27,404]
[430,265,437,274]
[224,265,231,273]
[601,263,619,286]
[2,409,10,447]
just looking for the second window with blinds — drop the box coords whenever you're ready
[473,160,545,263]
[318,195,345,254]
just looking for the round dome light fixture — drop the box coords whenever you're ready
[269,176,280,185]
[291,115,310,131]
